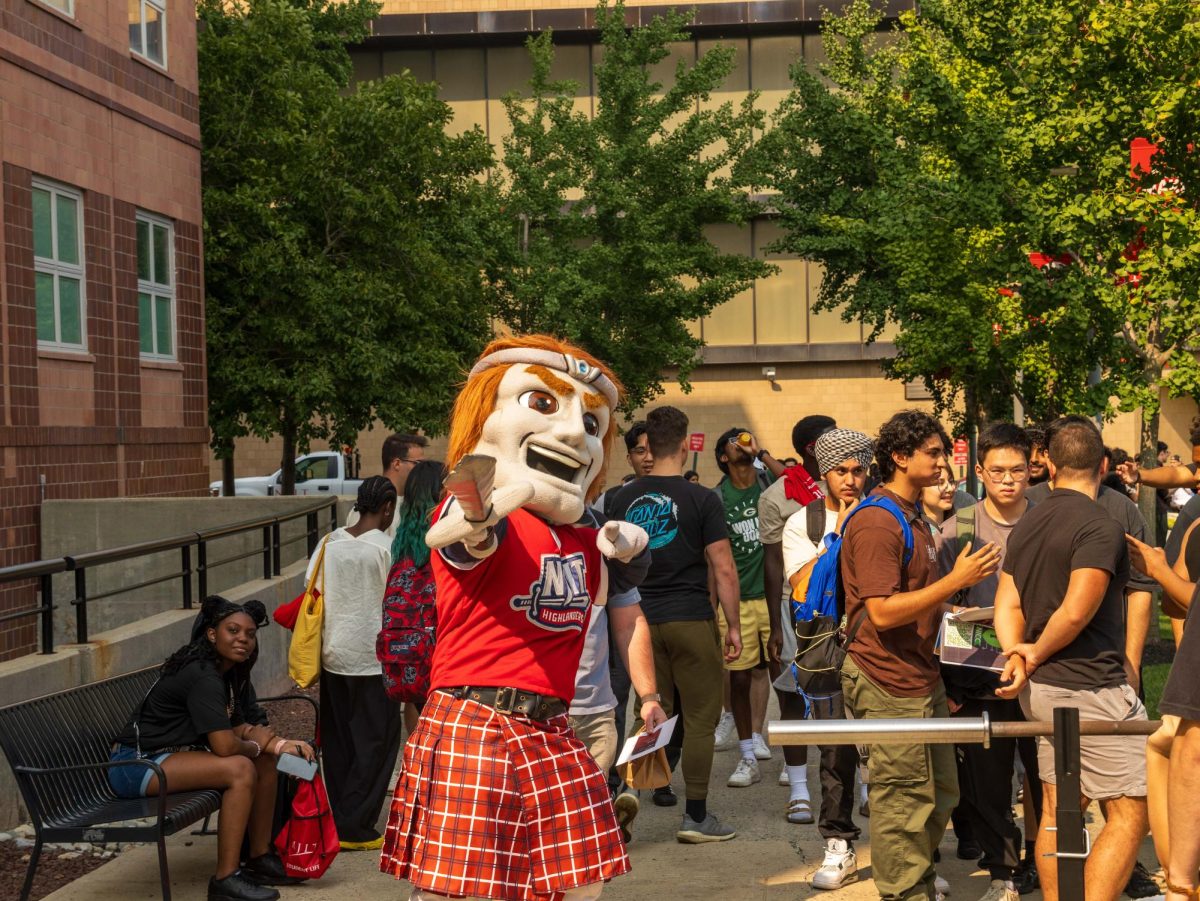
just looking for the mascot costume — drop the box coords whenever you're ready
[380,335,658,901]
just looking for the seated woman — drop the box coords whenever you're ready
[109,596,315,901]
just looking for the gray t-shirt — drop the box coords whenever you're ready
[937,500,1023,607]
[569,588,641,715]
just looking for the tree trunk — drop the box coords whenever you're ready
[280,417,297,496]
[222,455,235,498]
[964,384,981,498]
[1137,404,1162,547]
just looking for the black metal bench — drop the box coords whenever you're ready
[0,666,316,901]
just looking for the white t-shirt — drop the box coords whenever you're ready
[781,504,838,580]
[306,527,392,676]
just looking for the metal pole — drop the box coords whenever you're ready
[74,568,88,644]
[261,525,272,580]
[767,717,1160,746]
[181,545,193,609]
[271,521,281,576]
[39,573,54,655]
[1053,706,1086,901]
[306,511,318,557]
[197,539,208,601]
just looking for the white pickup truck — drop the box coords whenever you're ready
[210,451,364,497]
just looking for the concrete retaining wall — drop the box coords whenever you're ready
[40,497,353,648]
[0,558,310,829]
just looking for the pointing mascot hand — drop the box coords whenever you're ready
[596,520,648,563]
[425,454,535,550]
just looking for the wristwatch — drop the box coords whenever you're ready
[641,693,663,704]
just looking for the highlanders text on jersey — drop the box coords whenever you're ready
[429,507,603,702]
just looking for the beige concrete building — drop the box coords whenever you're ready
[219,0,1196,489]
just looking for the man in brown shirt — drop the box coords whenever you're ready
[840,410,1001,901]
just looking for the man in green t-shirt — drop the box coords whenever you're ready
[713,426,786,788]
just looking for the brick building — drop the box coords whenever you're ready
[0,0,209,659]
[221,0,1197,488]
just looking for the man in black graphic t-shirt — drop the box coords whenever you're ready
[609,405,741,845]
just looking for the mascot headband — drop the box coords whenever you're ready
[469,348,619,409]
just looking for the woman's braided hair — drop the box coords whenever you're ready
[354,475,397,514]
[161,596,268,714]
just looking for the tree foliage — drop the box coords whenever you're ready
[199,0,495,491]
[487,1,775,414]
[752,0,1200,447]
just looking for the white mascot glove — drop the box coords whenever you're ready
[597,520,649,563]
[425,481,535,552]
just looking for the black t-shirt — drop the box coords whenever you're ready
[609,475,728,625]
[114,660,265,753]
[1003,488,1130,690]
[1166,486,1200,569]
[1160,582,1200,720]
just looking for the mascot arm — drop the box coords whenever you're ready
[425,481,536,555]
[597,521,651,592]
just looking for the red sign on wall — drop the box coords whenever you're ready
[953,437,969,466]
[688,433,706,452]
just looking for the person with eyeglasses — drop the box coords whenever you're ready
[936,423,1041,901]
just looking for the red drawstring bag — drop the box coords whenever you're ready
[274,772,339,879]
[273,588,312,631]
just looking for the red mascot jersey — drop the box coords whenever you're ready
[428,506,603,704]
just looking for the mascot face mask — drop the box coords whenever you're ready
[473,363,611,524]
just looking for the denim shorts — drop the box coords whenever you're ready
[107,745,173,799]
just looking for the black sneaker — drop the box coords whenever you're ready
[652,786,678,807]
[1124,861,1160,899]
[957,838,983,860]
[208,872,280,901]
[241,852,306,887]
[1013,858,1040,895]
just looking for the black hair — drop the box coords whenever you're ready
[1110,447,1130,468]
[382,433,428,470]
[684,469,699,481]
[1158,441,1169,454]
[978,422,1032,464]
[645,406,688,459]
[162,596,268,720]
[714,426,749,476]
[792,415,837,457]
[875,410,951,482]
[1190,417,1200,447]
[1025,426,1047,453]
[624,422,648,453]
[1045,415,1104,474]
[355,475,398,514]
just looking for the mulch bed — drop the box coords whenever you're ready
[0,840,110,901]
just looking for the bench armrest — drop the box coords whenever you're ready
[257,693,319,744]
[14,759,169,827]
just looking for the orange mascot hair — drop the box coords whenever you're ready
[446,335,624,503]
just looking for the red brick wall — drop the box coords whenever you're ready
[0,1,208,659]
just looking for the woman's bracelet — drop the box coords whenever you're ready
[246,739,262,759]
[271,738,287,755]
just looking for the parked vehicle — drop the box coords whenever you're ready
[210,451,363,497]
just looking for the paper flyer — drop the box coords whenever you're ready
[938,607,1006,672]
[615,715,679,767]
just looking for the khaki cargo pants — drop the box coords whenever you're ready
[841,656,959,901]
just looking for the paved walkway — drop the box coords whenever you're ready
[45,732,1160,901]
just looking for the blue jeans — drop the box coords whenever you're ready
[107,745,173,799]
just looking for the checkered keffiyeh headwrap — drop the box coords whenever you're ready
[814,429,874,476]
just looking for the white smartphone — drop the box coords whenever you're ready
[276,751,318,782]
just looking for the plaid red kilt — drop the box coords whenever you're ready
[379,690,630,900]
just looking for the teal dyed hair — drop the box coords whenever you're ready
[390,459,444,567]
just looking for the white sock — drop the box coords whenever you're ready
[787,765,810,802]
[738,738,754,760]
[859,782,868,804]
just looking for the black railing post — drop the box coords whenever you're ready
[261,526,272,580]
[73,568,88,644]
[329,500,337,533]
[181,545,193,609]
[271,521,281,576]
[198,539,208,601]
[1053,706,1086,901]
[306,511,318,557]
[39,573,54,655]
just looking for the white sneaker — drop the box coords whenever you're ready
[714,712,737,751]
[812,838,858,889]
[752,733,772,760]
[976,879,1019,901]
[936,875,951,897]
[778,767,790,786]
[727,757,761,787]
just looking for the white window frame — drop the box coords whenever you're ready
[32,179,87,353]
[136,212,176,361]
[130,0,168,69]
[34,0,75,17]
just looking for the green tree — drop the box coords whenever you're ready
[200,0,496,493]
[753,0,1200,513]
[487,1,775,413]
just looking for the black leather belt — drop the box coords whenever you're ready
[446,686,567,721]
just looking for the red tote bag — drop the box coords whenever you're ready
[274,772,340,879]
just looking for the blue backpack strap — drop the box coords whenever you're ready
[840,494,914,565]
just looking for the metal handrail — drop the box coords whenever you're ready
[0,497,338,655]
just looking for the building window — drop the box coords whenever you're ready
[36,0,74,16]
[129,0,166,67]
[32,180,86,351]
[136,214,175,359]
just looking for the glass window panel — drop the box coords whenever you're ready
[754,222,807,344]
[144,2,163,64]
[435,49,487,138]
[807,262,862,344]
[382,50,433,81]
[58,277,82,345]
[487,47,534,151]
[128,0,143,54]
[751,36,803,122]
[155,296,172,355]
[138,292,154,354]
[36,273,56,342]
[153,224,170,285]
[55,194,78,264]
[136,219,151,281]
[702,223,755,345]
[43,0,73,13]
[32,189,53,259]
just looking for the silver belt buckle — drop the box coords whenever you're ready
[494,686,516,714]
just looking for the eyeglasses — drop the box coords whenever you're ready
[981,467,1028,483]
[629,447,650,457]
